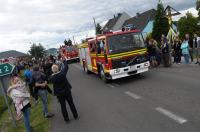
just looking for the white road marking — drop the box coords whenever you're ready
[107,84,115,88]
[112,83,120,87]
[125,91,142,99]
[156,107,188,124]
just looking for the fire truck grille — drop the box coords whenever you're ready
[112,55,148,69]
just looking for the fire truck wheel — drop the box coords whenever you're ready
[100,67,110,83]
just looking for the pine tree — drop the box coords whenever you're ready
[152,0,169,42]
[96,23,102,35]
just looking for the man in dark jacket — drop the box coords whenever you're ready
[50,59,78,123]
[161,35,171,67]
[186,34,194,62]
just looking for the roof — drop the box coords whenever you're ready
[123,9,157,31]
[0,50,27,59]
[102,13,123,31]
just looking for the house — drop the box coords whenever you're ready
[123,9,157,36]
[0,50,27,59]
[102,12,130,32]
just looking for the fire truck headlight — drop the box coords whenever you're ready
[114,69,120,74]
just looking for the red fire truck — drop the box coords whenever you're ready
[60,46,79,62]
[78,29,149,82]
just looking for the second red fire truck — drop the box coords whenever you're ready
[60,45,79,62]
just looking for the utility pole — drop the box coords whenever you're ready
[93,17,97,34]
[73,36,76,45]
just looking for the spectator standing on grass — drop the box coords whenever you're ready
[193,33,200,64]
[32,65,54,118]
[24,66,38,101]
[50,57,79,123]
[7,76,32,132]
[181,36,190,64]
[173,36,182,64]
[43,59,53,80]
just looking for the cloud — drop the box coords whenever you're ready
[0,0,197,53]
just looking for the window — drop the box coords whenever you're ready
[108,33,145,54]
[97,39,106,54]
[89,41,96,53]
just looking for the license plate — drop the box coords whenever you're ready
[130,65,136,70]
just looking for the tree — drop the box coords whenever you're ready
[29,43,46,59]
[64,39,68,46]
[64,39,73,46]
[177,12,200,39]
[96,23,102,35]
[196,0,200,19]
[152,1,170,42]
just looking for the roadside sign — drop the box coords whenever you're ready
[0,63,15,77]
[0,63,16,127]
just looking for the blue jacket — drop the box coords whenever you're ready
[181,41,189,55]
[24,70,33,84]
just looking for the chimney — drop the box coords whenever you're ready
[113,14,116,18]
[117,13,122,17]
[136,13,140,17]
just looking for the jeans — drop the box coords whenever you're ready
[174,52,181,63]
[162,53,171,67]
[23,107,31,132]
[189,49,194,62]
[37,89,48,116]
[183,54,190,64]
[57,91,78,121]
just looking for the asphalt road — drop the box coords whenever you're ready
[51,63,200,132]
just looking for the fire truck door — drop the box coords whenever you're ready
[85,47,92,70]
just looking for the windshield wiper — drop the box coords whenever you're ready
[126,56,137,66]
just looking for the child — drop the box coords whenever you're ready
[7,76,31,132]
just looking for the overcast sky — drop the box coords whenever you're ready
[0,0,197,53]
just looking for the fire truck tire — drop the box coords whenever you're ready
[100,67,110,83]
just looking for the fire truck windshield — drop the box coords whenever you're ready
[108,33,145,54]
[65,46,77,52]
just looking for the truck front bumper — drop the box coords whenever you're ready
[108,61,150,80]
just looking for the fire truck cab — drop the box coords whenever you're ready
[78,30,150,82]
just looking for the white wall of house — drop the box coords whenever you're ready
[112,13,130,31]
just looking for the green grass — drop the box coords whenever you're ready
[0,96,12,118]
[0,85,52,132]
[0,96,6,112]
